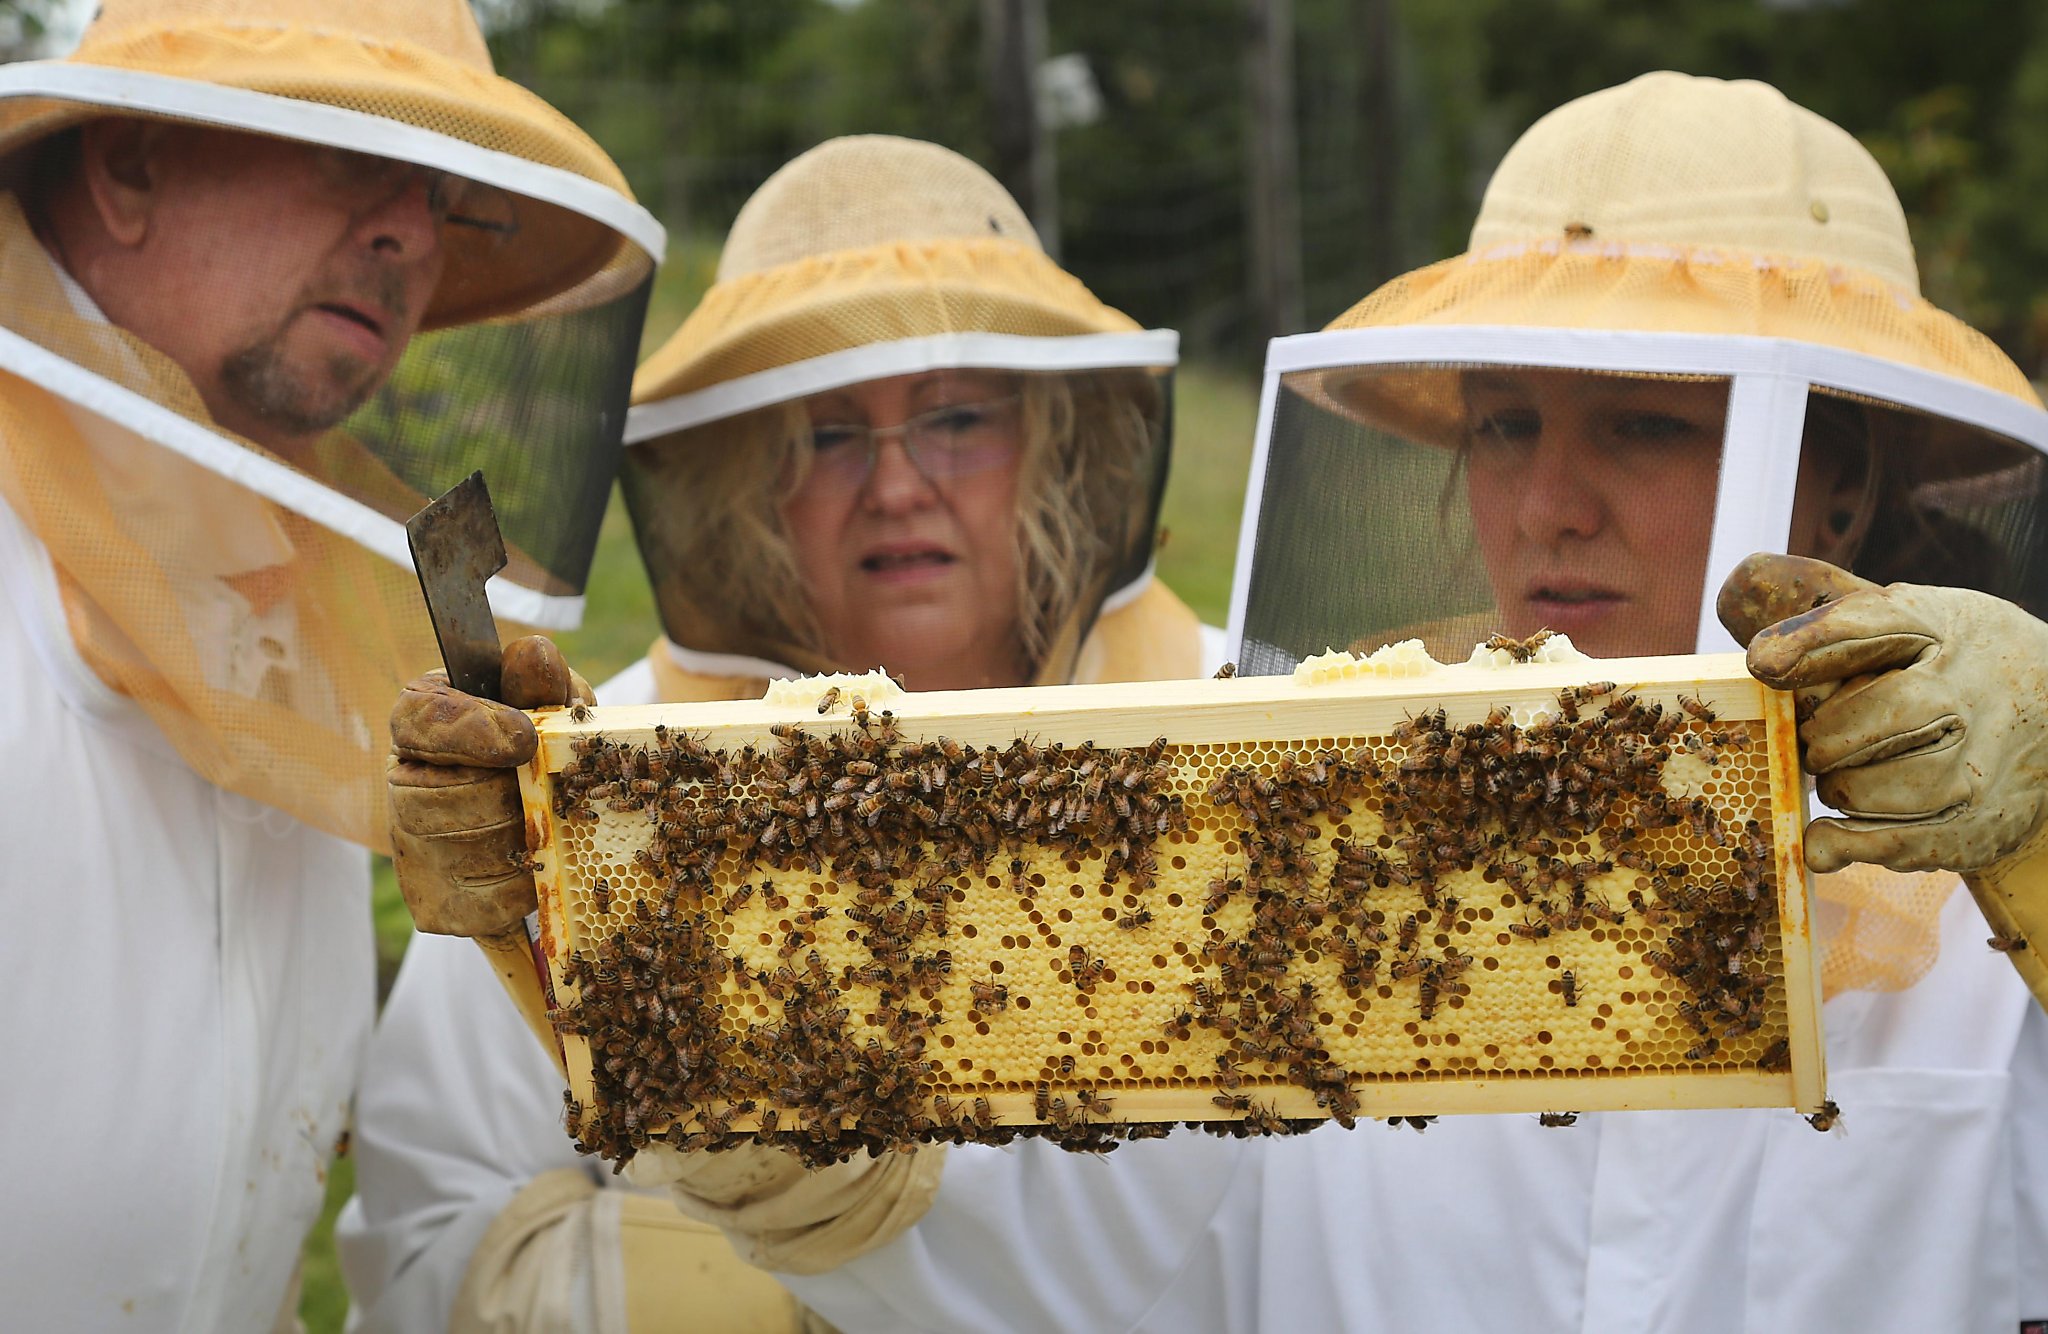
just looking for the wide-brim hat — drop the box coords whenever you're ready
[0,0,658,328]
[632,135,1145,415]
[1308,72,2041,481]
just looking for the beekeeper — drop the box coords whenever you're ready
[0,1,658,1329]
[581,74,2046,1331]
[344,135,1223,1331]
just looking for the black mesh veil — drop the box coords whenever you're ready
[343,276,651,602]
[621,362,1173,687]
[0,115,658,629]
[0,106,659,845]
[1234,346,2048,677]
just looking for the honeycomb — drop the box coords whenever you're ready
[519,653,1822,1166]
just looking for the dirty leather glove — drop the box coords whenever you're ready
[388,636,594,937]
[624,1141,947,1277]
[1717,552,2048,874]
[1719,552,2048,1009]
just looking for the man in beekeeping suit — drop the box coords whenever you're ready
[0,1,659,1328]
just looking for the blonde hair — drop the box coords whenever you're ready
[629,369,1162,677]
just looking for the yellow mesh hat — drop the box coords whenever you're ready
[632,135,1147,409]
[622,136,1176,692]
[0,0,662,851]
[1228,72,2048,998]
[1317,71,2037,448]
[0,0,655,327]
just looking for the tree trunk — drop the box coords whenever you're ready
[983,0,1060,257]
[1246,0,1304,340]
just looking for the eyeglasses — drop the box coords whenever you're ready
[309,146,522,243]
[802,394,1024,493]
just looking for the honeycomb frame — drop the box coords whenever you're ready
[518,651,1822,1160]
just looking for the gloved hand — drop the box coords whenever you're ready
[387,635,594,937]
[1719,552,2048,1012]
[1716,552,2048,875]
[624,1140,946,1277]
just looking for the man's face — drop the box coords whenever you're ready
[84,126,450,456]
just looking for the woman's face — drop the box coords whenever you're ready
[782,370,1027,689]
[1460,371,1729,657]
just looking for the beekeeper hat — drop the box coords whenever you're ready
[631,134,1154,419]
[0,0,651,327]
[1316,71,2037,460]
[0,0,664,852]
[621,135,1178,688]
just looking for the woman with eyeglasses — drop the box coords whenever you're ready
[341,135,1220,1331]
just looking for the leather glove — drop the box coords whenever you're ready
[1717,552,2048,874]
[624,1141,946,1277]
[1718,552,2048,1008]
[388,636,594,937]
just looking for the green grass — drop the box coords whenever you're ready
[1156,366,1259,625]
[301,360,1260,1329]
[300,1156,356,1333]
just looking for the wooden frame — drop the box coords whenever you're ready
[518,650,1822,1152]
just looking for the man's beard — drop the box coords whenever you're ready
[218,275,411,440]
[219,335,377,439]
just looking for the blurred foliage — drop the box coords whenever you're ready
[474,0,2048,375]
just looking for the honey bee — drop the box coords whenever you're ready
[969,974,1010,1012]
[1536,1111,1579,1127]
[1417,970,1440,1021]
[1756,1038,1792,1073]
[570,702,591,723]
[1116,908,1155,931]
[1581,897,1625,925]
[1805,1099,1843,1133]
[590,877,611,913]
[1212,1092,1253,1114]
[1385,1115,1437,1133]
[816,687,843,715]
[1213,662,1237,679]
[1685,1036,1722,1062]
[1556,682,1617,720]
[1989,931,2030,953]
[849,696,870,728]
[1676,693,1716,723]
[1485,628,1554,662]
[1508,916,1551,941]
[1559,968,1579,1007]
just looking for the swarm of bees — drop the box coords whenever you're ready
[549,708,1194,1165]
[542,677,1797,1167]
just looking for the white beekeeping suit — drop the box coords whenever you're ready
[626,72,2048,1332]
[0,0,660,1328]
[344,135,1223,1333]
